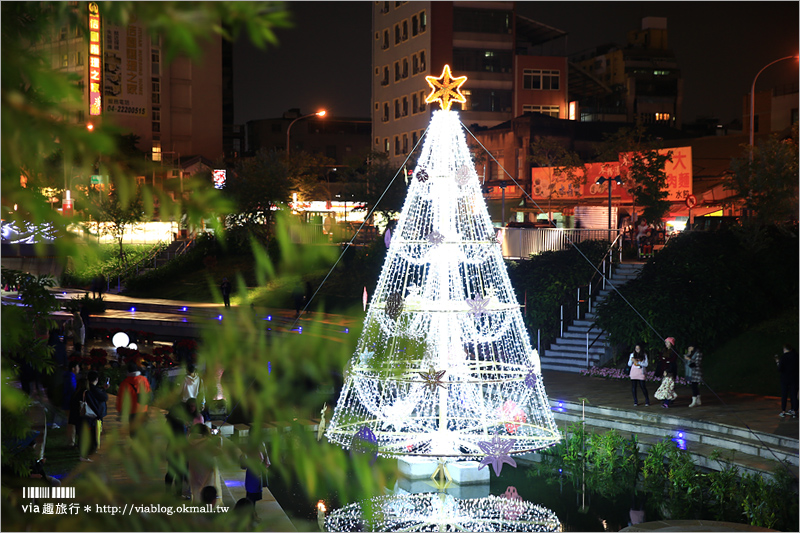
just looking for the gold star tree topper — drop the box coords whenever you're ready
[425,64,468,111]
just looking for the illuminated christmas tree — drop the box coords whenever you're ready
[325,65,560,473]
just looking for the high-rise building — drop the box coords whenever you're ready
[372,1,569,165]
[37,2,227,171]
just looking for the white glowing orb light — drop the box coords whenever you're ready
[325,105,560,463]
[323,493,561,532]
[112,332,130,348]
[128,343,138,351]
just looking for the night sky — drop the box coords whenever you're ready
[233,1,799,126]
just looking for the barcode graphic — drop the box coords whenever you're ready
[23,487,75,499]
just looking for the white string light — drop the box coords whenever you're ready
[323,493,561,532]
[326,108,560,462]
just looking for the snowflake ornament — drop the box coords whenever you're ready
[426,230,445,247]
[416,169,429,183]
[478,434,517,476]
[455,165,471,186]
[417,367,447,393]
[466,296,490,317]
[385,292,404,320]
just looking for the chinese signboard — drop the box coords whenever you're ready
[88,3,102,116]
[103,18,147,116]
[530,147,692,201]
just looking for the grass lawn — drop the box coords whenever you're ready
[703,307,799,396]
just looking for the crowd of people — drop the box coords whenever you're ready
[628,337,798,416]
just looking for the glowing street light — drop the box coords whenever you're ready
[286,110,326,157]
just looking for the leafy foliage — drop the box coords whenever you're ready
[595,227,799,358]
[725,123,799,229]
[529,136,584,218]
[534,426,797,530]
[594,123,673,224]
[507,240,610,348]
[343,151,409,225]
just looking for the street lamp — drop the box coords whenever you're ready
[286,110,326,157]
[749,55,798,159]
[596,175,622,241]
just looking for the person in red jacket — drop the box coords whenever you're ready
[117,361,152,438]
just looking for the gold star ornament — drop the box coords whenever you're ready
[425,64,467,112]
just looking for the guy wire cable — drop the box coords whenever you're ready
[222,126,429,426]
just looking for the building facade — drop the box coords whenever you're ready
[568,17,684,128]
[38,2,228,176]
[372,1,569,165]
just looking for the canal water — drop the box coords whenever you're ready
[268,458,639,532]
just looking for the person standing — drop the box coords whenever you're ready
[654,337,678,408]
[220,277,232,308]
[116,362,152,438]
[776,344,799,418]
[80,299,91,339]
[86,371,108,450]
[62,361,80,446]
[70,310,85,354]
[181,364,206,414]
[628,344,650,406]
[683,344,703,408]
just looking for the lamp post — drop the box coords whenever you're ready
[749,55,798,159]
[596,175,622,241]
[286,110,326,158]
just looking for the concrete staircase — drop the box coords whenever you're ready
[540,262,644,373]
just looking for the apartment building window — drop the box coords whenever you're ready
[382,29,389,50]
[412,93,418,114]
[152,142,162,162]
[412,54,419,75]
[394,23,401,45]
[462,89,512,112]
[394,61,400,82]
[412,131,418,147]
[383,102,390,122]
[453,8,511,34]
[152,108,161,133]
[59,26,67,40]
[402,57,408,78]
[151,48,160,76]
[384,138,390,153]
[394,99,400,119]
[152,79,160,94]
[523,69,560,90]
[402,134,408,154]
[522,104,560,118]
[412,15,418,36]
[420,11,427,32]
[402,96,408,116]
[74,52,83,66]
[453,48,512,73]
[418,91,427,112]
[61,54,69,67]
[382,66,389,85]
[380,2,389,14]
[402,20,408,41]
[419,50,426,72]
[394,135,400,156]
